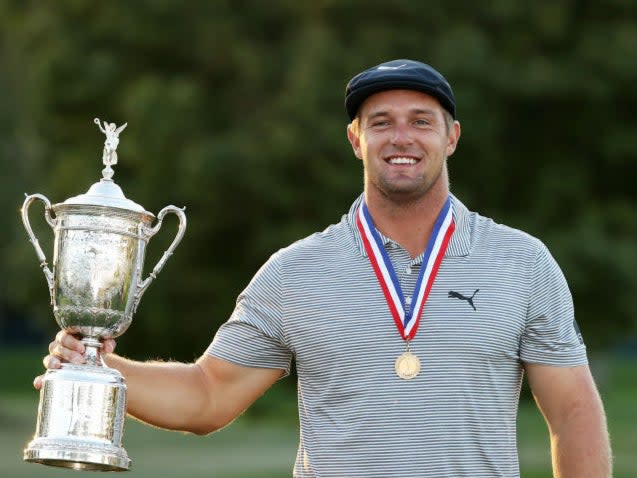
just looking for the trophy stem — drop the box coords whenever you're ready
[81,338,104,367]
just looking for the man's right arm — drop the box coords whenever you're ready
[36,331,284,435]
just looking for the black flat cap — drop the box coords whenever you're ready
[345,59,456,120]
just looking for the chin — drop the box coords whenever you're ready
[380,187,429,205]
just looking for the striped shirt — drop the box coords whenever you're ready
[208,193,587,477]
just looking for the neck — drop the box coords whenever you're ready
[364,187,449,259]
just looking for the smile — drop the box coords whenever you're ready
[386,156,419,165]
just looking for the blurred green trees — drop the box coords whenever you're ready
[1,1,635,360]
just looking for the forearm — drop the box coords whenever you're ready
[549,399,612,477]
[41,332,282,435]
[103,353,215,434]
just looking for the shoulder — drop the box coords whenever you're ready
[451,196,557,277]
[469,209,547,260]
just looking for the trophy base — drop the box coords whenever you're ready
[24,438,130,471]
[24,363,130,471]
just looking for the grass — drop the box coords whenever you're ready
[1,349,635,477]
[1,394,297,478]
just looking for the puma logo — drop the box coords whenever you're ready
[448,289,479,311]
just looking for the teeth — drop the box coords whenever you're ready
[388,157,417,165]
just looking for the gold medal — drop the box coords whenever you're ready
[395,351,421,380]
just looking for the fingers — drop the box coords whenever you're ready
[33,375,44,390]
[56,330,85,354]
[43,331,118,370]
[35,352,63,389]
[102,338,116,355]
[47,330,86,365]
[43,352,60,368]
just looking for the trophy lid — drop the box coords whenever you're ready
[63,178,146,212]
[61,118,147,214]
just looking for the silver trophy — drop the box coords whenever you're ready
[21,118,187,471]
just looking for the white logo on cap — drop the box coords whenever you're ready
[377,64,407,70]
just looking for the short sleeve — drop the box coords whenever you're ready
[207,252,292,375]
[519,242,588,366]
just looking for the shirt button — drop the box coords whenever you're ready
[405,296,412,305]
[406,266,412,274]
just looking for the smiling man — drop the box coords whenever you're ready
[350,89,457,200]
[40,59,611,477]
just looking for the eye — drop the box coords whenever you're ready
[414,118,430,127]
[371,120,390,128]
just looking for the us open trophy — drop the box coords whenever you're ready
[21,118,187,471]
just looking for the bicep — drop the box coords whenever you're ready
[524,362,603,431]
[194,354,284,432]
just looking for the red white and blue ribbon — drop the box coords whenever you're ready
[356,197,455,341]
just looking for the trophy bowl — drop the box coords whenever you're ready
[21,118,186,471]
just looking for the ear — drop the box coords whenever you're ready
[445,120,461,157]
[347,122,363,160]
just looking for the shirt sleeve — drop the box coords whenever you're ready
[207,251,293,375]
[519,242,588,366]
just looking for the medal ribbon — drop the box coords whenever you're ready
[356,197,455,341]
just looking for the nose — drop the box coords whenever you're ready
[391,123,413,147]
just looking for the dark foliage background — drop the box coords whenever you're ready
[1,1,635,363]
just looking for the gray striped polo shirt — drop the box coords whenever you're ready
[208,193,587,477]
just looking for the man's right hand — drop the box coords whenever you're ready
[34,331,116,390]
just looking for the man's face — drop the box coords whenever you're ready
[347,89,460,204]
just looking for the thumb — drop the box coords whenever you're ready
[101,338,116,354]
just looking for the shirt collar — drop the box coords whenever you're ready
[347,193,472,260]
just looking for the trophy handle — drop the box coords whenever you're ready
[21,193,57,304]
[132,205,187,312]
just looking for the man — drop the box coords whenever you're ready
[38,59,612,477]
